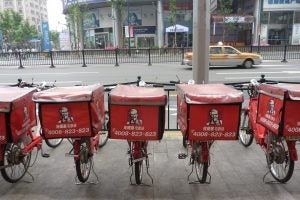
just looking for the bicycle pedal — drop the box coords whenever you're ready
[178,153,187,159]
[42,153,50,158]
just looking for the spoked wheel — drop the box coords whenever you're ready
[45,138,63,148]
[75,142,92,183]
[134,160,143,185]
[99,111,109,148]
[193,142,208,183]
[0,143,31,183]
[266,134,294,183]
[239,110,254,147]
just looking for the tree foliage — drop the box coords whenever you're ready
[50,31,60,49]
[109,0,126,48]
[168,0,177,47]
[0,10,37,47]
[216,0,234,42]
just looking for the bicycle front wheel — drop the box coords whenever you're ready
[0,143,31,183]
[99,111,109,148]
[134,160,143,185]
[267,136,294,183]
[194,142,208,183]
[45,138,63,148]
[239,109,253,147]
[75,142,92,183]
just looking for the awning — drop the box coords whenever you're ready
[166,24,189,33]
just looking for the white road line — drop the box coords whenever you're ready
[0,72,99,76]
[224,76,300,80]
[0,81,82,85]
[216,71,300,75]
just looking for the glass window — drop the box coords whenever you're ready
[295,12,300,23]
[270,11,293,24]
[210,47,222,54]
[224,47,238,54]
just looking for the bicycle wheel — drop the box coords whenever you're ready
[0,143,31,183]
[75,142,92,183]
[194,142,208,183]
[266,135,294,183]
[239,109,253,147]
[134,160,143,185]
[45,138,63,148]
[99,112,109,148]
[182,135,188,148]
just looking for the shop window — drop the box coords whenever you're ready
[295,12,300,23]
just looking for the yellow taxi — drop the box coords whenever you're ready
[183,44,263,69]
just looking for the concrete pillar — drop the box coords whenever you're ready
[253,0,260,44]
[192,0,210,84]
[157,0,164,47]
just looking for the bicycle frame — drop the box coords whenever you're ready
[238,81,298,183]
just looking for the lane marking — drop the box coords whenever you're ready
[0,72,99,76]
[224,76,300,80]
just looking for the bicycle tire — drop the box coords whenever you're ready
[99,111,109,148]
[182,135,188,148]
[45,138,63,148]
[194,142,208,183]
[75,142,92,183]
[266,136,294,183]
[0,143,31,183]
[239,110,254,147]
[134,160,143,185]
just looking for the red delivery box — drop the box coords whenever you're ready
[0,87,37,144]
[176,84,243,141]
[257,83,300,138]
[109,85,167,141]
[33,85,105,139]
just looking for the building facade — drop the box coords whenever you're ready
[0,0,48,33]
[62,0,300,49]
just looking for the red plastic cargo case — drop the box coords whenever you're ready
[33,85,105,139]
[0,87,36,144]
[176,84,243,141]
[257,83,300,138]
[109,85,167,141]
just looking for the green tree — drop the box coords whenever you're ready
[216,0,233,43]
[109,0,125,48]
[0,10,37,48]
[168,0,177,47]
[50,31,60,49]
[66,0,92,50]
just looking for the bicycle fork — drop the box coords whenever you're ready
[128,141,153,185]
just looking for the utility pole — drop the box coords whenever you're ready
[192,0,210,83]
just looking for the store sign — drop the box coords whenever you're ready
[134,26,156,34]
[42,22,51,51]
[224,16,245,23]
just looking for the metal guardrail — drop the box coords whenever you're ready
[1,44,300,68]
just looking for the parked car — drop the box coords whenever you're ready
[183,44,263,69]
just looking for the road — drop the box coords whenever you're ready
[0,60,300,86]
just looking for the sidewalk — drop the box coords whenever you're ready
[1,132,300,200]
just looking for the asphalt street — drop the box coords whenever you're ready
[1,61,300,199]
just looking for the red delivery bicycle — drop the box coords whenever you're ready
[33,84,105,183]
[0,87,48,183]
[176,84,244,183]
[109,85,167,185]
[232,78,300,183]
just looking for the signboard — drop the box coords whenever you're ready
[42,22,51,51]
[210,0,217,12]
